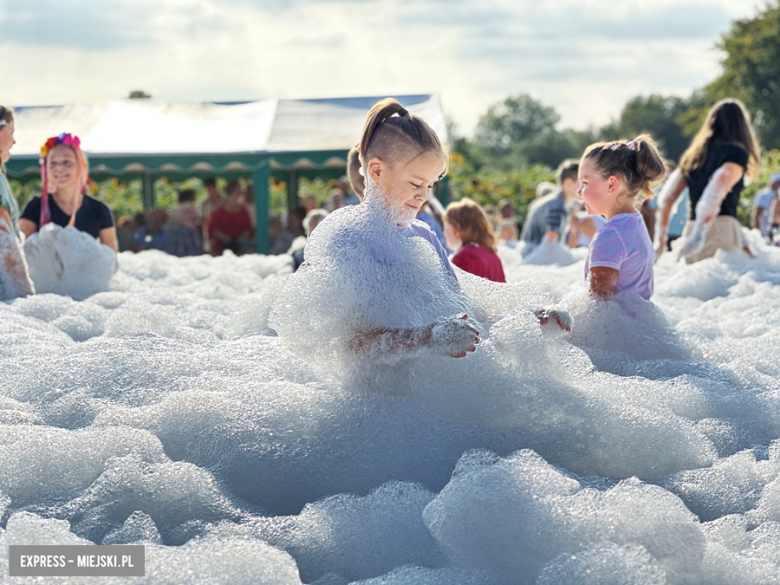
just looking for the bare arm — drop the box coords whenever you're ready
[588,266,619,300]
[543,230,559,244]
[348,314,480,359]
[654,169,687,260]
[19,218,38,239]
[99,226,119,253]
[0,210,34,297]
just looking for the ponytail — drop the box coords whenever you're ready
[347,145,365,200]
[358,97,446,172]
[359,99,409,162]
[582,134,665,203]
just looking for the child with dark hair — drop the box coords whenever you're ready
[521,159,579,255]
[577,135,665,300]
[444,198,506,283]
[209,181,253,256]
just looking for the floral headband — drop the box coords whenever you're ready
[40,132,81,158]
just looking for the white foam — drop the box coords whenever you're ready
[24,224,116,300]
[0,214,779,583]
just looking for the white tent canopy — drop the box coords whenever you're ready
[11,94,448,157]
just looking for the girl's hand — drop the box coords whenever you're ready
[430,313,480,358]
[678,222,708,260]
[534,308,572,332]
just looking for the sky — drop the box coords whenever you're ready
[0,0,766,137]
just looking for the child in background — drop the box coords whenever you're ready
[577,135,665,300]
[444,198,506,283]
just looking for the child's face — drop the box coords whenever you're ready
[46,145,80,191]
[369,152,444,222]
[577,159,612,217]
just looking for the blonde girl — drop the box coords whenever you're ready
[577,135,665,300]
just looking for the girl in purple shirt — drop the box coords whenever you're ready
[577,135,665,300]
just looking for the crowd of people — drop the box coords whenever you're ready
[1,98,779,316]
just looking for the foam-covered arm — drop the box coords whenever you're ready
[678,162,743,260]
[653,169,686,261]
[349,314,480,359]
[0,214,35,298]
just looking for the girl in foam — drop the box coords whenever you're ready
[578,135,665,301]
[19,133,118,252]
[271,98,481,374]
[443,198,506,283]
[0,104,35,299]
[569,136,688,362]
[18,134,118,298]
[655,98,760,264]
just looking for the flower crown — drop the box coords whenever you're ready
[40,133,81,158]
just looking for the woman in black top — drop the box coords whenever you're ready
[19,133,118,252]
[655,99,760,264]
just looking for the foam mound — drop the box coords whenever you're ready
[0,207,779,583]
[24,224,116,299]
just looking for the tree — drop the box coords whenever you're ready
[686,1,780,148]
[472,94,560,159]
[128,90,152,99]
[603,95,690,161]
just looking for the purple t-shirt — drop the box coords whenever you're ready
[585,213,654,300]
[398,220,459,287]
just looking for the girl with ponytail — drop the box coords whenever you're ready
[577,135,665,300]
[19,133,118,252]
[272,97,483,369]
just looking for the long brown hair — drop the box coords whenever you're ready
[582,134,665,205]
[359,98,447,172]
[679,98,760,180]
[444,198,497,253]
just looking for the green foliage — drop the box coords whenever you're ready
[686,1,780,149]
[298,177,341,208]
[447,151,555,222]
[88,178,144,219]
[602,95,690,160]
[738,149,780,226]
[472,95,560,159]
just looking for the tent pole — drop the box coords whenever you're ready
[439,175,450,206]
[287,170,298,209]
[252,160,270,255]
[143,172,153,210]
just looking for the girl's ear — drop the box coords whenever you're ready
[607,175,621,194]
[367,157,384,183]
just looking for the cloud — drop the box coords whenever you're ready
[0,0,153,50]
[0,0,766,135]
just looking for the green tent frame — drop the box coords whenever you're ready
[5,149,450,253]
